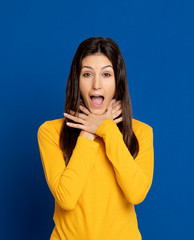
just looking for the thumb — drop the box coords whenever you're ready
[107,99,116,113]
[112,99,116,106]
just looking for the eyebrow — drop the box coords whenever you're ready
[81,65,113,70]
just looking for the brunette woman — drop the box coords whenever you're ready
[37,37,154,240]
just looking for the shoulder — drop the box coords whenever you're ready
[132,118,152,131]
[38,118,65,137]
[132,118,153,140]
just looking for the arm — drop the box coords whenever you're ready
[96,119,154,205]
[37,121,99,210]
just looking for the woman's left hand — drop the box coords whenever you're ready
[64,99,122,134]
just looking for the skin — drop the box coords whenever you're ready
[79,53,116,115]
[64,54,122,140]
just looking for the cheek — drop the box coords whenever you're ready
[108,82,116,99]
[79,84,89,106]
[79,81,86,98]
[80,89,87,98]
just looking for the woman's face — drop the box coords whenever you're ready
[79,54,116,115]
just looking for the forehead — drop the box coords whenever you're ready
[81,54,112,67]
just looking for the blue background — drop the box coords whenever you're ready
[0,0,194,239]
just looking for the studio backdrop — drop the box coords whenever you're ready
[0,0,194,239]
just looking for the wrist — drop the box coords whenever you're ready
[79,130,96,141]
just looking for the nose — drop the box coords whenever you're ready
[92,75,101,90]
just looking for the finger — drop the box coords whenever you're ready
[112,109,122,120]
[64,113,85,124]
[69,110,87,120]
[110,99,121,110]
[113,100,122,107]
[113,100,121,107]
[80,105,90,115]
[107,99,116,113]
[66,122,86,130]
[113,116,123,124]
[112,103,122,115]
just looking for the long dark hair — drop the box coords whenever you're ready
[60,37,139,165]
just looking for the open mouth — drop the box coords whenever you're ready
[90,95,104,106]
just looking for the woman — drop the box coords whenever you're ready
[37,37,154,240]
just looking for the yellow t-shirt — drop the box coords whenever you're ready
[37,118,154,240]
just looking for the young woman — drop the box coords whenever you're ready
[37,37,154,240]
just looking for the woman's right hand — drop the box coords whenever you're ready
[64,100,122,141]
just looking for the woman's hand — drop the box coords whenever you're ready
[63,99,122,135]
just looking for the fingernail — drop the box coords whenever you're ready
[64,113,67,116]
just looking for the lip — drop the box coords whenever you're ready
[89,95,105,108]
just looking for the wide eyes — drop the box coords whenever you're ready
[103,73,111,77]
[82,72,92,77]
[81,72,112,77]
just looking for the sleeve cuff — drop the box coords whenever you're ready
[96,119,118,138]
[77,136,99,150]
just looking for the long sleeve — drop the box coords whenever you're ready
[96,119,154,205]
[37,121,99,210]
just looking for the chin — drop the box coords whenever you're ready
[90,108,106,115]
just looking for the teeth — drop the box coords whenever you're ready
[90,95,104,99]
